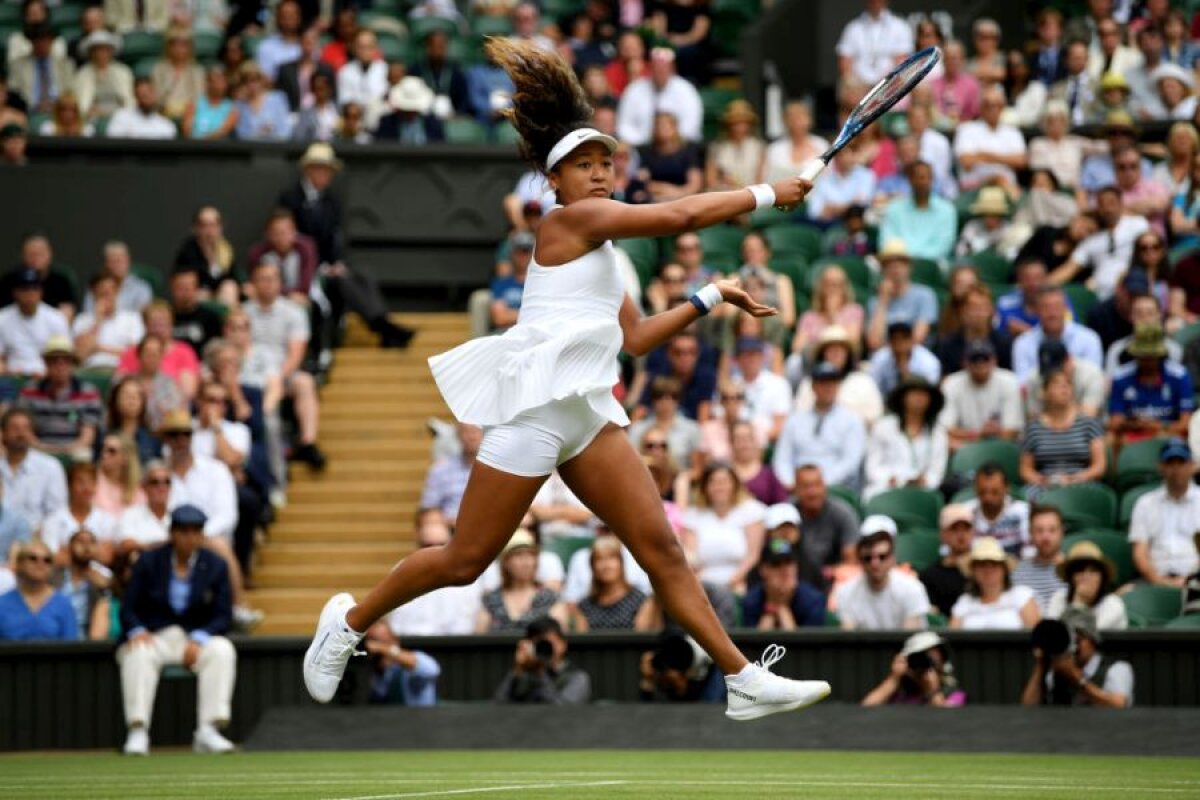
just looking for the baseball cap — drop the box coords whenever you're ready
[735,337,766,355]
[860,514,898,538]
[811,361,841,381]
[170,504,208,529]
[1038,339,1069,374]
[764,503,801,530]
[899,631,944,658]
[887,320,914,338]
[965,338,996,361]
[12,267,42,288]
[760,538,797,565]
[1159,438,1193,463]
[939,503,973,530]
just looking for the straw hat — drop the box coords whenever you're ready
[1099,71,1130,93]
[500,528,538,558]
[967,536,1014,571]
[158,408,195,436]
[1057,540,1116,587]
[721,99,758,127]
[877,238,911,263]
[299,142,343,171]
[968,186,1010,217]
[41,335,76,361]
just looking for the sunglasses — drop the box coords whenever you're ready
[1137,242,1163,251]
[643,441,668,450]
[102,446,121,455]
[20,554,52,564]
[145,477,171,487]
[164,430,193,438]
[862,551,893,563]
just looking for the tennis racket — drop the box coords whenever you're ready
[799,47,942,183]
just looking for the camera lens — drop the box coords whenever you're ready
[906,650,933,673]
[534,639,554,660]
[1031,619,1072,657]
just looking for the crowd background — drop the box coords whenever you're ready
[2,0,1200,720]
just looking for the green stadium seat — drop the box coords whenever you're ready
[376,32,410,63]
[746,206,794,229]
[910,258,944,289]
[544,535,594,571]
[0,5,21,25]
[120,31,164,63]
[825,484,862,518]
[448,36,484,65]
[134,56,157,79]
[696,225,745,265]
[811,257,872,294]
[951,486,1026,503]
[768,255,807,289]
[1165,614,1200,629]
[192,30,223,61]
[895,532,941,571]
[471,16,514,37]
[864,487,943,533]
[77,368,115,400]
[48,3,82,30]
[1039,484,1118,531]
[131,262,165,298]
[1119,481,1161,529]
[824,608,841,627]
[494,120,521,144]
[763,225,822,262]
[1172,321,1200,348]
[711,15,745,59]
[407,16,459,40]
[1062,530,1135,587]
[926,610,949,628]
[542,0,586,19]
[617,238,660,286]
[1122,584,1183,627]
[444,116,488,143]
[966,250,1012,284]
[1061,284,1098,323]
[241,33,263,57]
[712,0,760,22]
[699,87,740,125]
[51,264,81,306]
[1115,437,1169,493]
[948,439,1021,485]
[199,299,229,322]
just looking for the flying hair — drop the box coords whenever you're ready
[485,37,595,172]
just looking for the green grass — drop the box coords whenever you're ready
[3,750,1198,799]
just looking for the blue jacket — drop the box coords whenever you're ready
[119,545,231,644]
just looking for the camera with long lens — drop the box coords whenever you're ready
[905,649,934,673]
[532,637,555,663]
[1031,619,1076,657]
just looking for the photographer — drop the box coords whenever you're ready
[638,633,726,703]
[862,632,966,707]
[493,616,591,705]
[1021,607,1133,708]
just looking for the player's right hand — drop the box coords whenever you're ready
[771,177,813,211]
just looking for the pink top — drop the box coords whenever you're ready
[1121,180,1170,235]
[94,474,146,516]
[698,418,770,462]
[116,340,200,380]
[796,305,865,349]
[930,73,982,123]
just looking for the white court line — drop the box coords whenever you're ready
[330,781,628,800]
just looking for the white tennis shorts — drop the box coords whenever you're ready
[477,395,612,477]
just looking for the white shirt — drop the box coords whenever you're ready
[1069,215,1153,300]
[953,120,1027,187]
[835,9,914,86]
[682,499,765,586]
[167,455,238,543]
[40,507,117,551]
[833,570,931,630]
[740,370,792,431]
[478,551,565,593]
[192,420,252,462]
[951,584,1035,630]
[1011,321,1105,381]
[0,304,70,375]
[71,310,145,369]
[1129,484,1200,577]
[244,297,310,365]
[1047,590,1128,630]
[773,404,868,490]
[114,504,170,548]
[106,108,177,139]
[864,416,949,501]
[616,75,703,146]
[963,496,1031,556]
[561,543,652,604]
[337,59,389,107]
[917,128,954,194]
[531,472,593,542]
[0,450,68,530]
[388,583,483,636]
[939,368,1024,433]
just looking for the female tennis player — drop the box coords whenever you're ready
[304,38,828,720]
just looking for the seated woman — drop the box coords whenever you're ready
[681,462,766,593]
[94,434,146,517]
[104,377,162,465]
[760,100,828,184]
[183,65,238,140]
[950,537,1041,630]
[567,537,652,631]
[627,376,702,470]
[39,92,94,137]
[1047,541,1128,629]
[735,231,796,331]
[791,265,864,364]
[116,302,200,400]
[864,376,949,501]
[704,100,765,191]
[1019,369,1107,501]
[151,27,205,122]
[638,111,703,203]
[728,420,789,506]
[476,530,566,633]
[641,431,691,507]
[698,381,769,464]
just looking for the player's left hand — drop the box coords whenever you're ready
[715,277,777,318]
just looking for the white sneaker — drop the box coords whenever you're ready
[233,605,265,632]
[303,592,364,703]
[193,725,235,754]
[724,644,831,721]
[122,728,149,756]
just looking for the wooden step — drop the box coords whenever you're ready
[320,403,448,421]
[287,485,420,503]
[246,587,375,615]
[255,564,391,589]
[254,615,327,635]
[289,460,429,482]
[259,542,413,566]
[266,524,412,543]
[276,504,417,524]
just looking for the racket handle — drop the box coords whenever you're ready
[799,158,827,183]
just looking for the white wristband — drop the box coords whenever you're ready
[695,283,724,311]
[747,183,776,210]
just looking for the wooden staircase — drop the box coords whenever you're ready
[247,312,468,635]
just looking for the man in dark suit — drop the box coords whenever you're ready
[278,144,414,348]
[276,26,336,112]
[116,505,237,756]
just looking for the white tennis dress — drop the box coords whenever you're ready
[428,237,631,475]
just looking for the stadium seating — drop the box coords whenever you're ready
[1061,530,1135,587]
[1061,284,1099,323]
[1114,438,1169,493]
[1122,585,1184,628]
[910,258,944,290]
[697,225,745,269]
[1165,614,1200,628]
[544,536,594,572]
[894,532,940,571]
[1118,481,1161,529]
[965,251,1011,284]
[947,440,1022,484]
[864,487,943,533]
[616,238,660,286]
[1038,484,1118,531]
[826,484,863,518]
[763,225,822,263]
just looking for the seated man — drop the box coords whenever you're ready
[489,231,532,332]
[493,616,591,704]
[529,471,594,544]
[1012,286,1104,381]
[114,460,173,555]
[0,407,68,531]
[0,268,71,376]
[169,268,223,360]
[865,240,939,352]
[1020,607,1133,707]
[636,332,717,422]
[1129,439,1200,587]
[773,364,866,492]
[0,234,77,316]
[1011,504,1067,613]
[741,538,825,629]
[53,528,112,640]
[0,539,78,641]
[418,423,481,531]
[919,504,974,618]
[245,210,319,303]
[16,337,102,457]
[833,516,931,631]
[83,241,153,314]
[961,463,1030,556]
[731,337,792,442]
[939,338,1023,451]
[117,505,237,755]
[789,465,860,582]
[362,624,440,705]
[1108,323,1194,447]
[1104,290,1182,377]
[73,271,146,370]
[867,320,941,397]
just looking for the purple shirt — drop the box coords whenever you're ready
[743,464,790,505]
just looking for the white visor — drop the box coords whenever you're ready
[545,127,619,172]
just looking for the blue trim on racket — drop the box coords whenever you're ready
[799,46,942,183]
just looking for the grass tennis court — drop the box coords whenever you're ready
[3,750,1199,799]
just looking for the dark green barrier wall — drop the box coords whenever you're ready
[2,631,1197,751]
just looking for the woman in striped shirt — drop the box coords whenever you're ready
[1019,370,1107,501]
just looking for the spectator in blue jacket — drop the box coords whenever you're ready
[0,538,78,641]
[1108,322,1195,446]
[742,539,825,629]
